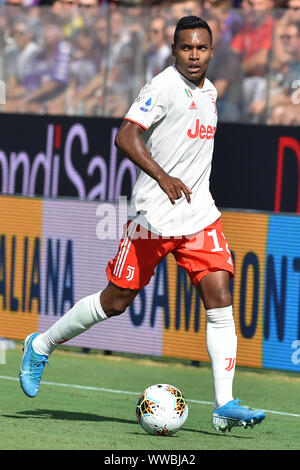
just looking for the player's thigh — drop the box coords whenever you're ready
[196,270,232,310]
[173,218,234,303]
[106,221,175,291]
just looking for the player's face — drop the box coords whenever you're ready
[172,28,213,87]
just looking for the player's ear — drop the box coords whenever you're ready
[171,43,176,57]
[210,44,214,58]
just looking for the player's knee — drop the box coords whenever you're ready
[101,283,139,318]
[107,296,132,317]
[204,288,232,310]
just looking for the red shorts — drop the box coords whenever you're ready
[106,218,234,290]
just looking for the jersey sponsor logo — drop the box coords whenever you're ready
[189,101,197,110]
[187,119,217,140]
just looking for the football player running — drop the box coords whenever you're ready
[19,16,265,433]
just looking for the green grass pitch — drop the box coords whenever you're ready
[0,345,299,450]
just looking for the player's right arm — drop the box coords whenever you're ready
[115,119,192,205]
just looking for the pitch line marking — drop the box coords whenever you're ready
[1,375,300,419]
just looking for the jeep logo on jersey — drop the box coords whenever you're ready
[187,120,217,140]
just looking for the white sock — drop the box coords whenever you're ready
[206,305,237,410]
[32,291,107,356]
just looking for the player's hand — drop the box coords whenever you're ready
[157,173,192,205]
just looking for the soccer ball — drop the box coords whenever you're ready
[136,383,189,436]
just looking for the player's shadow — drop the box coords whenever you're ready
[129,428,249,439]
[2,408,137,426]
[4,410,251,438]
[182,427,249,438]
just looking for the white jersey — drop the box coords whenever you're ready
[125,65,221,237]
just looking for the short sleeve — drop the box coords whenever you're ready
[124,78,169,130]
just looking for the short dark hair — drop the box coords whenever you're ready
[174,16,213,46]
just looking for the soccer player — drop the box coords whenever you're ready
[19,16,266,432]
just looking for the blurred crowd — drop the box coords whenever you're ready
[0,0,300,125]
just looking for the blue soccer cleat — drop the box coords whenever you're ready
[19,333,49,398]
[212,398,266,432]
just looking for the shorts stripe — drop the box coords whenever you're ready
[113,238,127,277]
[113,224,132,277]
[113,222,137,278]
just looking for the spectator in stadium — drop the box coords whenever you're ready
[104,9,143,115]
[164,22,177,67]
[171,0,202,19]
[51,0,79,13]
[124,5,147,37]
[62,15,106,115]
[78,0,99,13]
[88,15,109,76]
[66,9,133,116]
[77,0,102,29]
[205,13,244,121]
[51,0,84,38]
[3,19,41,111]
[245,1,296,120]
[283,0,300,13]
[271,0,300,69]
[251,21,300,124]
[12,18,72,114]
[271,21,300,124]
[203,0,244,43]
[104,9,133,91]
[240,0,252,9]
[231,0,276,121]
[145,17,171,82]
[125,7,148,101]
[67,26,98,115]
